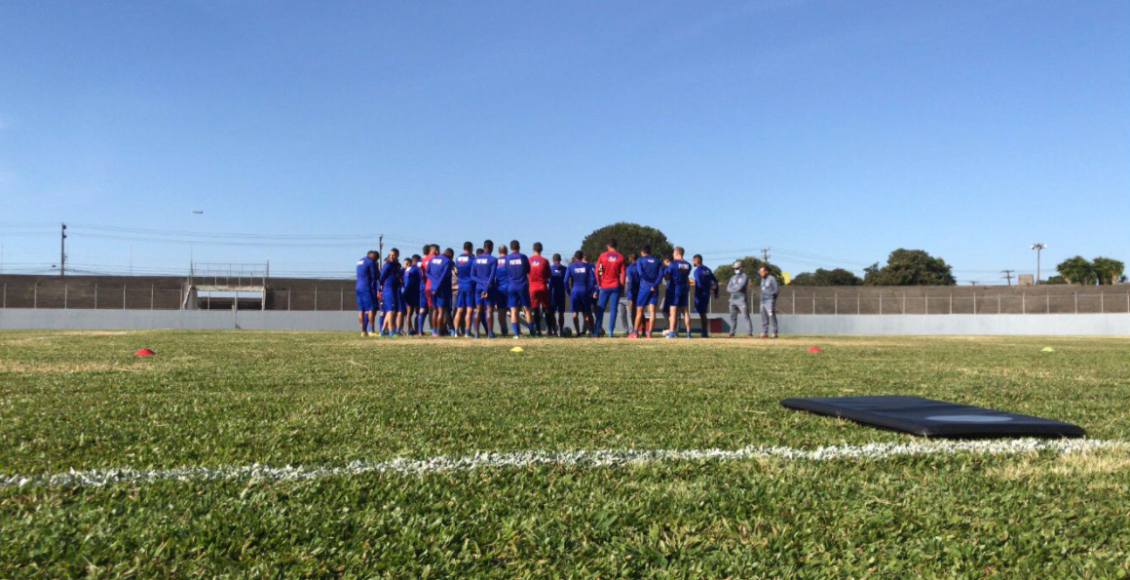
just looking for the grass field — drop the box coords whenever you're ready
[1,331,1129,578]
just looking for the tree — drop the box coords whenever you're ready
[1045,275,1068,285]
[791,268,863,286]
[715,257,782,285]
[579,222,673,263]
[863,249,956,286]
[1092,256,1125,285]
[1055,256,1097,285]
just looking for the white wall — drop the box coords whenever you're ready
[0,308,1127,335]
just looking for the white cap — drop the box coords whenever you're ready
[732,261,742,269]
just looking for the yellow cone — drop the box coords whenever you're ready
[510,346,524,353]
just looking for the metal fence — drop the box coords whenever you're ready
[2,282,1130,314]
[769,291,1130,315]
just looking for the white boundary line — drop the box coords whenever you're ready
[2,438,1124,490]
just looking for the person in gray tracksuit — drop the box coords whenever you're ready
[726,261,753,337]
[759,265,779,338]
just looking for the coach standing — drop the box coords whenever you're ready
[758,265,779,339]
[726,261,754,337]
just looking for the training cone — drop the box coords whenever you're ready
[1041,347,1056,353]
[134,348,156,356]
[807,347,823,353]
[510,346,524,353]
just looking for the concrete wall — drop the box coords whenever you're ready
[1,308,1126,335]
[4,274,1129,314]
[774,314,1130,336]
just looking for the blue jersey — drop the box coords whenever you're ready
[636,256,663,286]
[425,255,453,291]
[505,252,530,286]
[355,256,377,292]
[567,262,596,294]
[549,263,568,293]
[666,259,692,290]
[379,260,402,292]
[403,264,421,296]
[626,262,641,298]
[454,253,475,290]
[471,254,497,293]
[494,254,510,290]
[692,265,717,294]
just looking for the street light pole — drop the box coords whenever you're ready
[1030,243,1047,284]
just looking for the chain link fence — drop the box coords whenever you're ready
[2,281,1129,314]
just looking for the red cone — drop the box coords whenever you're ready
[807,346,822,353]
[135,348,156,356]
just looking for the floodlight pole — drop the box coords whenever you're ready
[1030,243,1047,284]
[59,223,67,276]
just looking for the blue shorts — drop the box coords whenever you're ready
[549,286,567,311]
[570,292,590,313]
[356,289,375,311]
[694,291,712,314]
[381,288,401,312]
[403,290,421,309]
[635,283,658,305]
[493,287,508,308]
[665,287,688,308]
[430,288,452,309]
[473,287,493,307]
[507,284,531,309]
[456,287,476,309]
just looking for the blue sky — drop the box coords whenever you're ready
[1,0,1126,283]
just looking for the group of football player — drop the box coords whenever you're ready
[354,238,746,339]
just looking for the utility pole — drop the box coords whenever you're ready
[1030,243,1047,284]
[760,247,770,263]
[1001,269,1015,287]
[59,223,67,276]
[378,234,384,259]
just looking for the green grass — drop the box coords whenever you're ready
[1,331,1128,578]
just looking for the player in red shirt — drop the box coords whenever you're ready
[527,242,553,337]
[594,238,626,337]
[421,244,437,334]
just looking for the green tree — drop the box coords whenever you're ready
[1055,256,1097,285]
[715,257,782,285]
[1091,256,1125,285]
[1044,275,1068,285]
[863,249,956,286]
[791,268,863,286]
[579,223,673,263]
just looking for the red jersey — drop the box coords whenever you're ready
[422,252,436,290]
[596,250,625,289]
[528,255,551,290]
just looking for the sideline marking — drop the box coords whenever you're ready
[2,438,1123,490]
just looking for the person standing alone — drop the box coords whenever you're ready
[758,265,779,339]
[726,261,754,337]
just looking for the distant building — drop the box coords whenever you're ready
[1018,274,1035,286]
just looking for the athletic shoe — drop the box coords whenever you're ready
[513,334,521,339]
[686,332,692,339]
[727,333,734,338]
[487,332,496,339]
[627,332,638,339]
[772,333,779,339]
[759,333,768,339]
